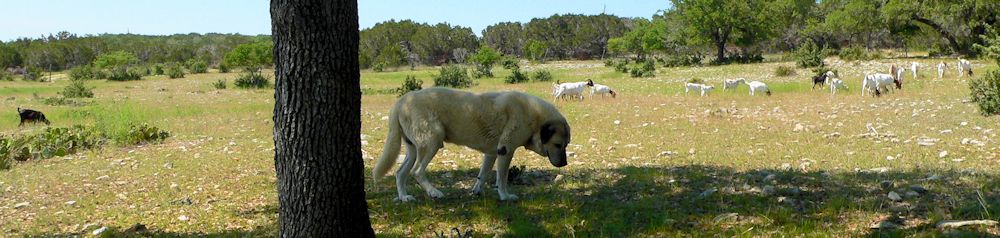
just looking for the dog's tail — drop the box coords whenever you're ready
[373,106,403,179]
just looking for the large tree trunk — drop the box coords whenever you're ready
[271,0,374,237]
[911,16,966,55]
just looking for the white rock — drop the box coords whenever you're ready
[567,151,577,157]
[13,202,29,209]
[939,151,948,158]
[688,148,696,155]
[554,174,564,182]
[92,227,108,235]
[624,144,638,148]
[380,116,389,121]
[888,191,903,202]
[793,123,805,132]
[65,200,76,205]
[96,175,110,180]
[613,120,621,125]
[178,215,190,221]
[886,156,896,161]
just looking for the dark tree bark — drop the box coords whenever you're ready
[271,0,374,237]
[911,16,966,55]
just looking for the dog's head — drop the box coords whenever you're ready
[527,120,571,168]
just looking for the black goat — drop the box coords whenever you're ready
[17,107,50,126]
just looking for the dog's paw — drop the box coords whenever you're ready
[395,195,416,202]
[471,184,484,195]
[428,189,445,199]
[499,194,519,201]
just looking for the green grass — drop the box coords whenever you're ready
[2,59,1000,236]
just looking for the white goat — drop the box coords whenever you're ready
[685,83,714,97]
[866,73,898,96]
[553,79,594,101]
[747,81,771,96]
[861,75,880,97]
[723,78,746,91]
[590,83,617,98]
[911,62,919,79]
[937,62,947,79]
[894,65,905,84]
[958,59,973,77]
[829,77,847,94]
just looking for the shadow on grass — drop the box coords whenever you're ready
[369,165,1000,237]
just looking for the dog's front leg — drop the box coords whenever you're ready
[494,153,518,201]
[472,153,497,195]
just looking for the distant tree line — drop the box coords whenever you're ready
[2,1,998,72]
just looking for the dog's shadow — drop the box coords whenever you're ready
[368,165,1000,237]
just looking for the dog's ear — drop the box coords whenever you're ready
[540,122,557,144]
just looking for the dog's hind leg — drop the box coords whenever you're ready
[395,142,419,202]
[471,153,497,195]
[413,143,444,199]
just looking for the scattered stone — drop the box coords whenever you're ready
[170,183,179,190]
[870,220,901,230]
[380,116,389,121]
[762,185,776,196]
[936,220,998,229]
[886,155,895,161]
[613,120,621,125]
[698,188,717,198]
[172,197,193,205]
[905,191,920,197]
[96,175,110,180]
[888,191,903,202]
[656,151,674,157]
[763,173,776,182]
[793,123,805,132]
[553,175,564,182]
[868,167,890,173]
[163,163,173,169]
[910,185,928,194]
[65,200,76,205]
[13,202,29,209]
[960,121,968,126]
[178,215,190,221]
[124,223,148,234]
[713,213,739,223]
[624,144,638,148]
[92,226,108,235]
[921,174,942,181]
[688,148,696,155]
[939,151,949,158]
[940,129,953,134]
[880,180,894,190]
[588,138,598,144]
[567,151,576,157]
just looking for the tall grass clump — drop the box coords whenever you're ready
[166,63,186,79]
[212,79,227,89]
[187,59,209,74]
[795,40,825,68]
[433,65,474,88]
[532,70,553,82]
[60,78,94,98]
[774,65,795,77]
[397,75,423,96]
[233,72,271,89]
[504,69,530,84]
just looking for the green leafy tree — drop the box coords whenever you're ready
[468,46,501,78]
[670,0,776,62]
[225,41,273,81]
[0,43,22,68]
[525,40,548,62]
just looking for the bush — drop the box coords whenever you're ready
[433,65,473,88]
[795,40,825,68]
[604,59,614,67]
[710,52,763,65]
[614,60,629,73]
[233,72,271,89]
[22,66,41,81]
[504,69,530,84]
[212,79,227,89]
[501,57,519,70]
[373,62,386,72]
[218,63,230,73]
[187,59,208,74]
[153,64,165,75]
[61,78,94,98]
[41,97,88,107]
[118,123,171,145]
[0,125,104,165]
[532,70,553,82]
[68,65,97,80]
[688,78,705,84]
[774,66,796,77]
[811,66,839,78]
[469,46,501,78]
[929,42,954,57]
[472,64,493,78]
[970,70,1000,116]
[107,67,143,81]
[397,75,422,97]
[629,60,655,78]
[662,54,703,67]
[0,70,12,81]
[838,45,880,61]
[166,63,185,79]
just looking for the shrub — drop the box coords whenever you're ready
[504,69,530,84]
[373,62,386,72]
[469,46,501,78]
[41,97,88,107]
[212,79,227,89]
[710,52,763,65]
[662,54,703,67]
[688,78,704,84]
[795,40,825,68]
[22,66,41,81]
[500,57,519,70]
[614,60,629,73]
[166,63,185,79]
[61,78,94,98]
[532,70,553,82]
[970,70,1000,116]
[187,59,208,74]
[604,59,614,67]
[629,60,655,78]
[0,125,104,165]
[153,64,165,75]
[774,66,796,77]
[218,63,230,73]
[106,67,143,81]
[472,64,493,78]
[838,45,880,61]
[68,65,97,80]
[397,75,422,97]
[233,72,271,89]
[0,70,12,81]
[433,65,473,88]
[117,123,170,145]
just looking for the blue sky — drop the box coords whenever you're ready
[0,0,669,41]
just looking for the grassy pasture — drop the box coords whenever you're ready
[2,58,1000,237]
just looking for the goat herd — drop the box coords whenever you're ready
[550,58,975,101]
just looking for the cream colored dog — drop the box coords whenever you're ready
[373,87,571,201]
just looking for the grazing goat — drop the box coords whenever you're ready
[723,78,746,91]
[811,73,828,90]
[747,81,771,96]
[911,62,919,79]
[866,73,900,96]
[958,59,973,77]
[829,77,847,94]
[937,62,947,78]
[861,75,881,97]
[684,83,714,97]
[892,64,905,84]
[17,107,50,126]
[590,83,617,98]
[553,79,594,101]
